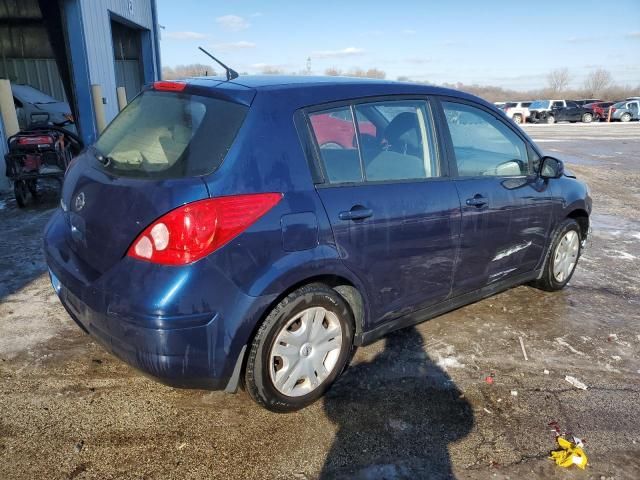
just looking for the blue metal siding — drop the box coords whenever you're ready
[79,0,158,122]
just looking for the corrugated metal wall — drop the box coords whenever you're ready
[79,0,156,121]
[0,58,66,101]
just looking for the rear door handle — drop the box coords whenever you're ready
[339,206,373,221]
[466,195,488,208]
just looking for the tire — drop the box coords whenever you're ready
[620,113,631,122]
[27,179,38,197]
[581,113,593,123]
[545,114,555,124]
[14,180,29,208]
[532,219,582,291]
[513,114,522,124]
[244,284,355,412]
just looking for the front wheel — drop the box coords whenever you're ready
[533,219,582,291]
[546,114,555,124]
[244,284,354,412]
[582,113,593,123]
[513,114,523,124]
[620,113,631,122]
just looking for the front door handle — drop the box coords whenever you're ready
[466,194,488,208]
[339,206,373,221]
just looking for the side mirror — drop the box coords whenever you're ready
[540,156,564,179]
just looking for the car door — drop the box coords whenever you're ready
[437,99,554,296]
[307,99,461,326]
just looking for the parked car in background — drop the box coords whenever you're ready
[44,76,592,411]
[494,101,507,109]
[11,83,76,133]
[584,101,615,121]
[528,99,568,123]
[548,101,597,123]
[573,99,601,106]
[502,101,533,124]
[309,109,376,148]
[611,100,640,122]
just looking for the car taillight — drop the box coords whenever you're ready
[127,193,283,265]
[18,135,54,145]
[153,81,187,92]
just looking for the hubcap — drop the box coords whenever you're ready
[269,306,343,397]
[553,230,579,282]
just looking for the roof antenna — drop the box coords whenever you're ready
[198,46,239,81]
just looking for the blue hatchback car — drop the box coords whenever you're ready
[44,76,591,411]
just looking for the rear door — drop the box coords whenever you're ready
[307,98,460,325]
[437,99,553,296]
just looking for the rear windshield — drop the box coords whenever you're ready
[94,90,248,179]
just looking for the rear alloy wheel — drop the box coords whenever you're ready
[513,114,523,124]
[620,113,631,122]
[581,113,593,123]
[546,114,556,124]
[532,219,582,291]
[245,284,354,412]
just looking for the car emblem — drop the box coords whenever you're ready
[74,192,86,211]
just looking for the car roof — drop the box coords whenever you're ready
[182,75,492,110]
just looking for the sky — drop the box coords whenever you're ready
[156,0,640,90]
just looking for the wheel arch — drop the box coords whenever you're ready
[227,269,369,393]
[567,208,590,240]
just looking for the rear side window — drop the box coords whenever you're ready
[95,90,248,179]
[308,100,439,184]
[355,101,439,181]
[521,102,532,107]
[442,101,529,177]
[309,107,363,183]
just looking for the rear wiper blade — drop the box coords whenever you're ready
[91,146,113,166]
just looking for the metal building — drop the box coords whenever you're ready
[0,0,161,189]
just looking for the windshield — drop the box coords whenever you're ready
[11,84,61,104]
[94,90,248,179]
[529,100,550,109]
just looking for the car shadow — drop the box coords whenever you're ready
[0,179,60,301]
[320,326,474,479]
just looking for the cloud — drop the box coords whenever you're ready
[211,41,256,52]
[165,31,208,40]
[312,47,365,59]
[215,14,250,31]
[565,35,604,43]
[402,29,417,35]
[625,31,640,39]
[250,12,263,18]
[405,56,433,64]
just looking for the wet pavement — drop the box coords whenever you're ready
[1,123,639,479]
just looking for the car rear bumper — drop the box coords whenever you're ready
[44,210,275,391]
[50,267,226,389]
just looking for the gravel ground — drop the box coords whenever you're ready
[1,122,639,479]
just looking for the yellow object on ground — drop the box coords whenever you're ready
[550,436,588,469]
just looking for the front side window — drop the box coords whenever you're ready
[308,100,439,184]
[552,101,564,108]
[442,101,529,177]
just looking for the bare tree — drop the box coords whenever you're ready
[583,68,613,97]
[261,66,285,75]
[364,68,386,79]
[324,67,342,76]
[547,68,571,94]
[163,64,215,79]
